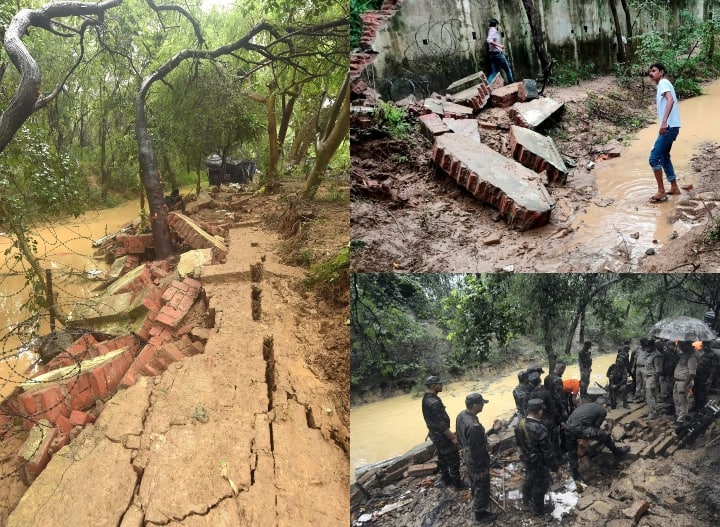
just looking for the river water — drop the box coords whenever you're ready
[0,200,142,400]
[351,352,619,478]
[558,79,720,269]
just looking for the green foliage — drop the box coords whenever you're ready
[350,0,382,49]
[374,100,410,138]
[552,62,596,86]
[304,245,349,286]
[709,217,720,242]
[442,275,523,368]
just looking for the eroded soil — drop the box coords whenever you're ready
[351,76,720,272]
[0,181,349,526]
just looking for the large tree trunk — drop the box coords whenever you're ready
[136,82,173,260]
[620,0,633,59]
[301,72,350,199]
[521,0,550,74]
[609,1,626,62]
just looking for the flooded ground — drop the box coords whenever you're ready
[351,353,618,477]
[351,76,720,272]
[0,200,142,399]
[563,80,720,267]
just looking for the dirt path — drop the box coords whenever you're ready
[4,206,349,525]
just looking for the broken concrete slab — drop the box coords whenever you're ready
[433,134,555,230]
[518,79,539,101]
[441,100,474,118]
[490,81,523,108]
[446,71,489,94]
[443,118,480,143]
[68,293,135,326]
[509,125,569,184]
[510,97,565,130]
[419,113,451,140]
[448,84,491,111]
[423,98,444,115]
[176,247,214,279]
[167,213,227,261]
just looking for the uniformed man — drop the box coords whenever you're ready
[565,399,630,481]
[544,361,568,423]
[529,371,561,458]
[579,341,593,397]
[513,370,531,417]
[632,339,651,402]
[692,341,714,412]
[606,356,629,409]
[644,339,664,419]
[422,376,465,489]
[515,398,561,517]
[673,341,698,423]
[456,393,498,523]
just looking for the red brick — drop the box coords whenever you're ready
[88,368,109,399]
[141,363,160,377]
[162,287,177,303]
[50,433,69,454]
[138,320,153,341]
[55,414,73,434]
[158,343,184,365]
[177,294,196,315]
[69,410,95,426]
[119,370,136,389]
[37,386,66,414]
[18,393,39,416]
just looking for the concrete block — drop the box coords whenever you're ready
[509,125,568,184]
[433,133,554,230]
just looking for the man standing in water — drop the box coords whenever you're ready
[422,376,466,490]
[648,62,682,202]
[456,392,498,523]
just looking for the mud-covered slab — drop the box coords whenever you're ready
[510,97,564,129]
[510,125,568,184]
[446,71,489,94]
[433,134,554,230]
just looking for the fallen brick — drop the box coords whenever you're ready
[69,410,96,426]
[623,499,649,522]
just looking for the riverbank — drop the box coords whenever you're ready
[0,182,350,526]
[352,395,720,527]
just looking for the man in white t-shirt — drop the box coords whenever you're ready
[648,63,681,202]
[486,18,514,84]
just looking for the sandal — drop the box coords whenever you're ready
[667,190,682,195]
[649,195,668,203]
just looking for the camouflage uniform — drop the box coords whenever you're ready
[513,382,531,418]
[565,402,627,480]
[422,392,461,486]
[693,347,714,411]
[673,348,698,423]
[529,384,561,458]
[456,409,491,517]
[644,345,663,418]
[579,345,592,396]
[606,360,629,409]
[515,414,560,515]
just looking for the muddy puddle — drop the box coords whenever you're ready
[0,200,142,400]
[351,353,618,479]
[554,80,720,269]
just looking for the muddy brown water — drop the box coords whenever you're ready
[0,200,142,400]
[563,80,720,269]
[351,353,619,479]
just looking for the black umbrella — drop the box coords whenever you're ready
[649,316,717,342]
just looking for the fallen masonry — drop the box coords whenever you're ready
[433,134,555,230]
[352,398,720,526]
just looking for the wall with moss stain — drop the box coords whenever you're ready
[363,0,706,101]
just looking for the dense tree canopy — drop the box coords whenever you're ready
[350,273,720,394]
[0,0,348,314]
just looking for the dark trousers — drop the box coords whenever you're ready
[488,51,514,83]
[468,464,491,513]
[430,433,460,483]
[565,425,616,475]
[523,463,550,513]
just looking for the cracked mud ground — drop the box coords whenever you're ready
[5,210,349,526]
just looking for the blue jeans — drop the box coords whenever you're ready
[649,127,680,182]
[488,52,514,83]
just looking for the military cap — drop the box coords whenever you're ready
[465,392,489,406]
[425,375,445,386]
[518,370,529,382]
[595,396,608,406]
[583,340,593,347]
[528,371,541,384]
[527,365,545,374]
[526,398,545,412]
